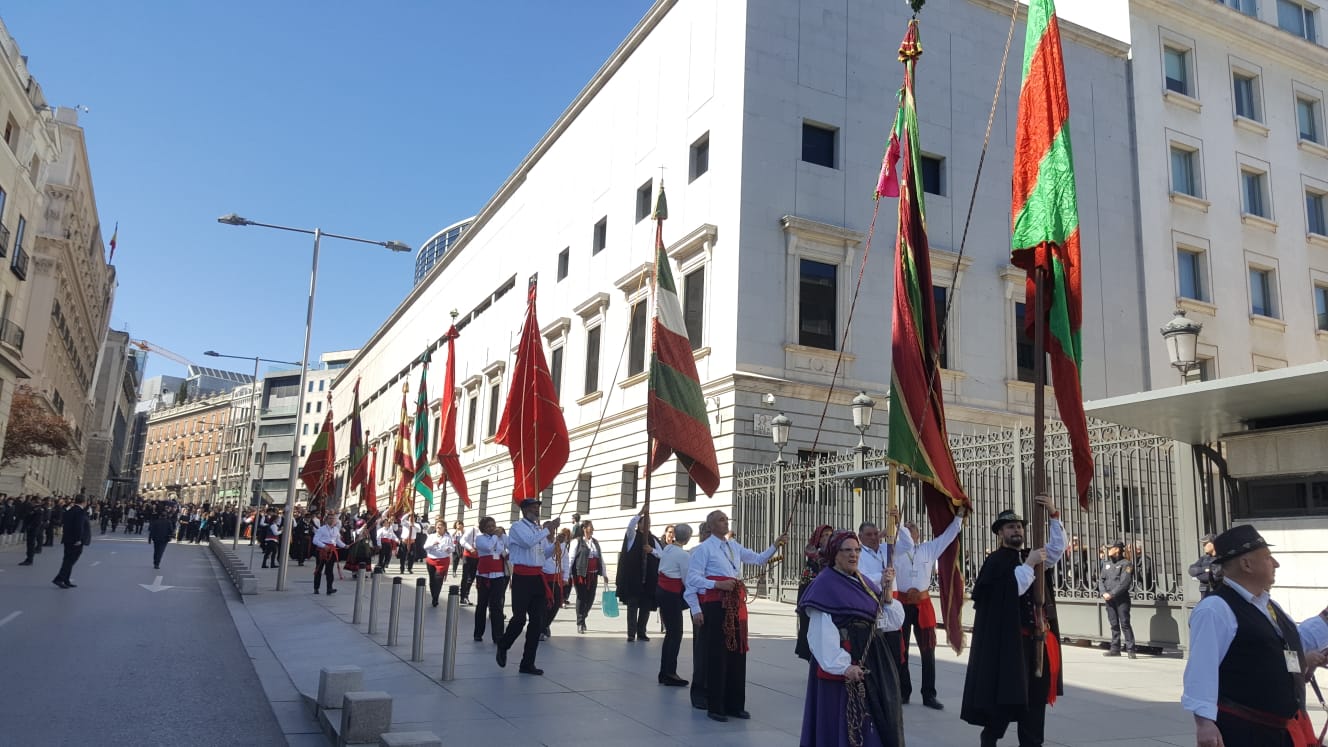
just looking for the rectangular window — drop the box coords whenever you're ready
[1235,474,1328,519]
[433,416,440,455]
[684,266,705,349]
[1164,47,1190,96]
[550,346,563,400]
[619,463,638,509]
[801,122,836,168]
[3,115,17,152]
[1170,146,1199,197]
[305,402,312,414]
[677,462,697,504]
[584,326,601,394]
[1241,169,1268,218]
[13,215,25,253]
[1177,249,1208,301]
[690,133,710,181]
[557,247,569,281]
[309,381,315,393]
[1221,0,1258,16]
[1250,267,1276,317]
[466,392,478,446]
[319,380,325,391]
[1298,97,1322,143]
[478,479,489,517]
[1308,191,1327,236]
[1015,302,1047,385]
[628,300,647,376]
[1233,72,1260,121]
[576,472,592,515]
[636,180,653,222]
[1278,0,1318,43]
[1314,284,1328,331]
[592,217,607,255]
[487,381,500,437]
[933,285,950,369]
[920,155,944,196]
[302,424,310,436]
[799,259,837,350]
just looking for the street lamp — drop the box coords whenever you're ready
[771,412,791,464]
[851,391,875,452]
[1160,308,1203,382]
[217,213,410,591]
[205,350,301,549]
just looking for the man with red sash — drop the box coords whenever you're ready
[472,517,508,643]
[458,522,479,605]
[496,498,558,675]
[684,509,785,723]
[656,522,693,686]
[960,496,1064,747]
[1182,525,1328,747]
[423,519,454,607]
[894,511,964,709]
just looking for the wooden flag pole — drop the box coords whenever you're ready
[885,463,900,571]
[1031,266,1048,678]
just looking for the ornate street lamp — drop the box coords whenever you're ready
[771,412,791,464]
[851,391,875,452]
[1160,308,1203,382]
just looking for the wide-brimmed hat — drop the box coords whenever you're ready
[1213,525,1272,564]
[518,497,541,509]
[991,510,1025,534]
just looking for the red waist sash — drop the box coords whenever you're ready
[657,575,683,594]
[477,556,505,574]
[1218,699,1318,746]
[463,549,478,558]
[699,576,748,653]
[698,576,737,604]
[426,557,450,572]
[512,564,542,577]
[588,557,600,573]
[542,572,563,603]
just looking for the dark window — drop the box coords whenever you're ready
[487,381,500,437]
[432,416,441,455]
[584,326,601,394]
[466,392,478,445]
[620,463,638,509]
[636,181,653,222]
[628,300,647,376]
[684,266,705,349]
[593,217,608,255]
[540,487,553,520]
[557,248,570,281]
[550,346,563,400]
[921,156,944,196]
[576,472,592,515]
[690,133,710,181]
[802,122,836,168]
[1015,302,1048,385]
[1235,474,1328,518]
[478,479,489,517]
[799,259,837,349]
[677,462,697,503]
[933,285,950,370]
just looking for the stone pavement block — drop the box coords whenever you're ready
[341,691,392,745]
[378,731,443,747]
[318,665,364,711]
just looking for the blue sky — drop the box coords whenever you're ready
[3,2,653,382]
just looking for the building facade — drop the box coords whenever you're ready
[80,329,139,499]
[413,218,474,287]
[330,1,1147,560]
[138,393,231,504]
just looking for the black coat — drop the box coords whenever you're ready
[62,505,92,547]
[149,517,174,543]
[615,530,661,607]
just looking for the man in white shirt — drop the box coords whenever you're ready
[894,508,965,710]
[684,510,785,723]
[458,522,479,604]
[496,498,558,675]
[1181,524,1328,747]
[472,516,509,643]
[311,516,348,595]
[656,523,693,687]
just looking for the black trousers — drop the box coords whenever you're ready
[398,542,414,573]
[574,575,599,625]
[262,541,278,566]
[426,560,450,603]
[378,544,395,569]
[44,525,55,546]
[1105,597,1135,651]
[152,540,168,567]
[24,527,41,561]
[980,634,1049,747]
[626,602,651,639]
[900,602,938,700]
[700,599,746,715]
[544,578,563,633]
[690,613,708,708]
[656,587,684,677]
[474,576,508,641]
[314,555,336,591]
[54,545,82,584]
[459,556,478,599]
[499,574,545,668]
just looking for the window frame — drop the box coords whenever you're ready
[619,463,639,509]
[798,258,839,350]
[636,180,653,223]
[1169,143,1202,198]
[1176,245,1210,302]
[689,132,710,181]
[1161,39,1195,98]
[1240,167,1270,219]
[592,217,608,255]
[557,247,570,281]
[1248,264,1279,318]
[801,120,837,169]
[1296,94,1323,144]
[1231,68,1262,122]
[1277,0,1318,43]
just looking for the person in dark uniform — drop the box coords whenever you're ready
[53,495,92,589]
[18,498,43,565]
[148,511,173,569]
[1188,533,1220,599]
[1099,540,1136,659]
[616,509,662,642]
[496,498,557,675]
[45,499,62,546]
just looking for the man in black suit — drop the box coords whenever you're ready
[53,495,91,589]
[148,511,173,569]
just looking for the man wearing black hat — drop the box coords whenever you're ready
[960,495,1065,747]
[1182,525,1328,747]
[1098,540,1136,659]
[496,497,558,675]
[1188,534,1220,599]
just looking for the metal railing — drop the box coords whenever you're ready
[10,244,28,280]
[0,317,23,350]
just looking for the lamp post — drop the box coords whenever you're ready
[770,412,792,465]
[205,350,300,549]
[768,410,792,598]
[1160,308,1203,383]
[218,213,410,590]
[851,391,876,453]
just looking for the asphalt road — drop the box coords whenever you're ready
[0,534,286,746]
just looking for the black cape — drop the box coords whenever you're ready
[615,530,661,608]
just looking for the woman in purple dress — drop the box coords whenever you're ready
[798,530,906,747]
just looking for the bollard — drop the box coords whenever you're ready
[411,578,426,662]
[352,570,366,625]
[368,568,383,634]
[387,577,403,646]
[440,585,461,681]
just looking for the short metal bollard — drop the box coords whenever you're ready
[367,568,383,634]
[352,570,366,625]
[387,577,403,646]
[440,585,461,681]
[410,578,426,662]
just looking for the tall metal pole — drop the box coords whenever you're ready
[276,228,320,592]
[1031,267,1048,677]
[234,356,260,550]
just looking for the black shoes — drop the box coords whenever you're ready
[578,622,587,634]
[728,710,751,720]
[901,696,910,705]
[922,697,944,710]
[1128,650,1138,660]
[707,712,728,723]
[638,633,650,642]
[314,589,320,595]
[518,665,544,676]
[154,565,160,570]
[18,560,32,566]
[496,646,508,668]
[1104,650,1121,657]
[52,579,69,589]
[474,635,484,642]
[432,599,439,607]
[658,674,688,687]
[327,588,337,595]
[627,634,636,642]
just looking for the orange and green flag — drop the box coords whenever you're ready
[1010,0,1093,508]
[412,354,435,512]
[299,394,336,515]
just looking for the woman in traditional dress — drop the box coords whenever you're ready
[796,524,835,660]
[798,530,905,747]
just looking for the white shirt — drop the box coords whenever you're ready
[423,530,454,559]
[312,524,346,549]
[658,543,690,581]
[806,570,906,674]
[265,521,282,540]
[397,521,419,542]
[894,516,964,593]
[507,518,555,568]
[475,532,509,578]
[1181,577,1328,721]
[684,535,777,615]
[858,543,889,587]
[377,526,398,544]
[542,545,571,578]
[1012,518,1066,596]
[460,526,478,553]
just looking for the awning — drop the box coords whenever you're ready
[1084,361,1328,444]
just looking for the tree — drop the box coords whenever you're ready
[1,385,75,467]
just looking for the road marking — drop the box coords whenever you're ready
[0,611,21,627]
[92,561,101,566]
[141,576,175,592]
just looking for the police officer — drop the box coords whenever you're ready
[1187,533,1220,599]
[1099,540,1136,658]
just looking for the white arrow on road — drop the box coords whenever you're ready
[140,576,175,593]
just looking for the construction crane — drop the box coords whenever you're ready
[129,339,196,369]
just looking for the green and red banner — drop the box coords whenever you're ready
[646,185,719,497]
[412,355,435,512]
[348,379,367,495]
[299,394,336,515]
[365,442,378,516]
[1011,0,1093,508]
[390,383,413,519]
[435,324,470,507]
[882,20,972,654]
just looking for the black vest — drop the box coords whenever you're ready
[1214,584,1305,718]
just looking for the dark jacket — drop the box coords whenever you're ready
[149,517,174,543]
[62,505,92,547]
[1098,556,1134,599]
[1188,554,1220,598]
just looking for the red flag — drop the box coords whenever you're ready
[348,380,367,492]
[435,324,470,507]
[496,276,569,503]
[299,395,336,514]
[390,383,413,518]
[364,441,379,516]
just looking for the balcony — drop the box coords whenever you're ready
[0,223,9,258]
[10,244,27,280]
[0,318,23,351]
